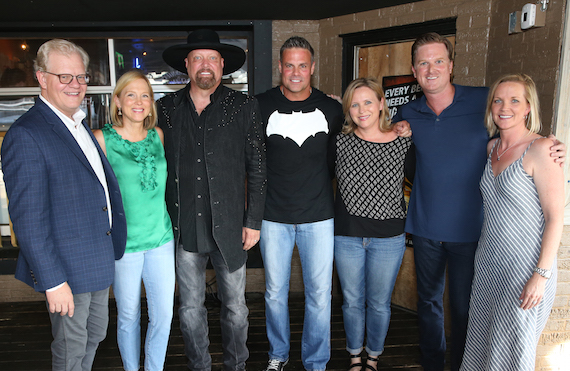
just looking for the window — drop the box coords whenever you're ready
[0,34,251,129]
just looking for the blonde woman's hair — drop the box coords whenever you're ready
[342,77,391,134]
[485,73,541,137]
[110,70,157,130]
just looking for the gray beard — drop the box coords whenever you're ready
[194,74,217,90]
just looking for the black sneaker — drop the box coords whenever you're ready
[264,359,288,371]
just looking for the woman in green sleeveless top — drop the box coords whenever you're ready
[94,70,174,371]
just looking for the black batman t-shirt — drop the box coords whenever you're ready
[256,87,343,224]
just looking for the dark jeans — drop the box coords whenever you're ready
[412,236,477,371]
[176,245,248,371]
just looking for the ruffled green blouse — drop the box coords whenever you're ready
[102,124,173,253]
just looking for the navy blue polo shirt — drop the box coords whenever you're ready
[395,84,489,243]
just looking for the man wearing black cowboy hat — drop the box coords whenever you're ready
[157,29,266,371]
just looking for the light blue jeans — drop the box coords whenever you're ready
[260,218,334,371]
[113,239,175,371]
[334,234,405,357]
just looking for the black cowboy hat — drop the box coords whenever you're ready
[162,29,246,76]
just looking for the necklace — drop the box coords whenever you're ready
[496,135,526,160]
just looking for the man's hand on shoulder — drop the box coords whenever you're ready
[242,227,260,251]
[547,134,565,166]
[393,120,412,138]
[46,282,75,317]
[326,94,342,104]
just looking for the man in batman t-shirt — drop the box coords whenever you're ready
[255,36,343,371]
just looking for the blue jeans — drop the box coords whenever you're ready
[412,236,477,371]
[176,245,248,371]
[334,234,405,357]
[260,219,334,371]
[113,239,175,371]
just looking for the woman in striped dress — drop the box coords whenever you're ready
[460,74,564,371]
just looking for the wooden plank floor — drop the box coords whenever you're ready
[0,292,428,371]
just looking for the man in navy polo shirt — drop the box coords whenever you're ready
[394,32,564,371]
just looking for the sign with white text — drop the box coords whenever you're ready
[382,75,423,120]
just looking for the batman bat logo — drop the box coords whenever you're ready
[266,109,329,147]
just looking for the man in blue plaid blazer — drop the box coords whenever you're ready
[1,39,127,371]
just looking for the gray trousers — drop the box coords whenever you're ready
[48,288,109,371]
[176,245,249,371]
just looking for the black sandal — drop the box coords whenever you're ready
[365,356,379,371]
[348,353,363,371]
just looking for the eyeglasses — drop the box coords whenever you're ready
[43,71,90,85]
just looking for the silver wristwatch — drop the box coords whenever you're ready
[533,267,552,279]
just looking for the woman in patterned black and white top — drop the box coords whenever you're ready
[332,77,412,371]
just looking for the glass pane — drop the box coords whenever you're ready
[0,39,110,87]
[113,37,248,91]
[82,94,110,130]
[0,94,110,131]
[0,96,34,131]
[0,40,40,88]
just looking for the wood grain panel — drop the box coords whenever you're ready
[357,36,455,82]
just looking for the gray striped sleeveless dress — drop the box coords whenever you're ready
[460,138,557,371]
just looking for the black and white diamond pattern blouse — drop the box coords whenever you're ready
[334,133,412,237]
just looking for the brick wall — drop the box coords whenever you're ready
[270,20,320,88]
